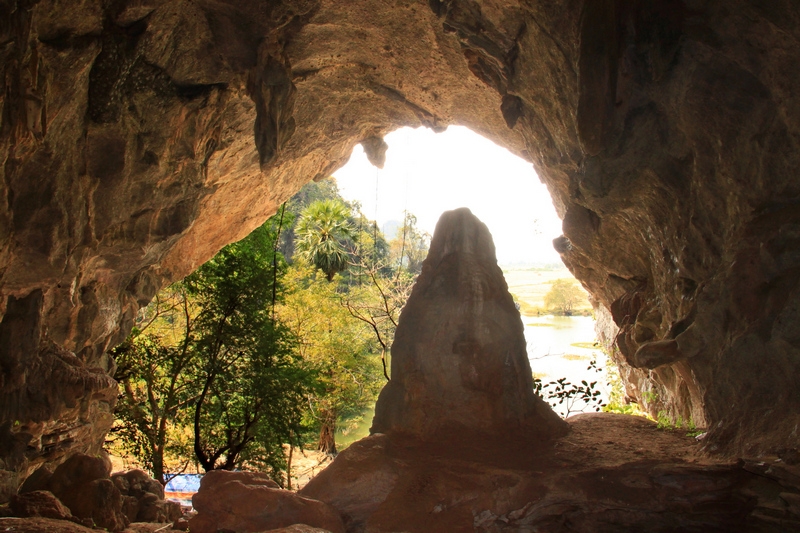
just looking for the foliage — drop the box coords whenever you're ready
[111,289,194,485]
[348,211,391,280]
[113,220,317,485]
[183,222,316,475]
[533,359,606,417]
[280,178,340,259]
[390,212,430,275]
[544,278,587,316]
[278,265,384,456]
[601,351,650,418]
[295,199,354,281]
[655,410,703,437]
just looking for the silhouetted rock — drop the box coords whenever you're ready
[371,208,567,440]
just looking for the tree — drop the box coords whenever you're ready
[279,265,383,456]
[111,287,195,486]
[295,199,354,281]
[184,222,316,476]
[390,212,429,275]
[280,178,341,260]
[342,259,415,381]
[112,219,317,485]
[544,278,587,315]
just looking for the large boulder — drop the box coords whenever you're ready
[189,470,345,533]
[371,208,567,439]
[21,453,129,531]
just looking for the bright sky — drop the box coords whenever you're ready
[332,126,564,265]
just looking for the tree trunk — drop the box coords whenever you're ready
[286,444,294,490]
[317,409,337,456]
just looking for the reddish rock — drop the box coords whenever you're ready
[371,208,567,439]
[16,455,178,531]
[0,517,99,533]
[58,478,127,532]
[9,490,73,521]
[31,454,129,531]
[262,526,333,533]
[46,453,110,496]
[190,470,344,533]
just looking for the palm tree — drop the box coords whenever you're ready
[295,199,353,282]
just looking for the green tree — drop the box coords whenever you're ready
[184,222,316,476]
[544,278,587,316]
[112,219,317,486]
[112,295,191,485]
[279,265,383,456]
[295,199,354,281]
[280,178,341,259]
[112,286,196,486]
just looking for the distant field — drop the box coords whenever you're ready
[502,266,592,315]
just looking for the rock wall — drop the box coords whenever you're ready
[1,0,799,497]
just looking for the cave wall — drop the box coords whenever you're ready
[1,0,799,498]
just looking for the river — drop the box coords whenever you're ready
[523,314,609,418]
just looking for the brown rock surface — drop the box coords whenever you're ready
[16,455,177,531]
[0,517,98,533]
[371,208,566,439]
[190,470,345,533]
[9,490,73,521]
[302,413,800,532]
[262,526,333,533]
[1,0,800,502]
[112,469,181,524]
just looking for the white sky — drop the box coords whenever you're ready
[332,126,564,265]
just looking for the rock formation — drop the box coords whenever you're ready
[13,454,180,532]
[371,208,566,439]
[1,0,800,501]
[189,470,345,533]
[302,414,800,532]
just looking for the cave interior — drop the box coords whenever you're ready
[2,0,800,530]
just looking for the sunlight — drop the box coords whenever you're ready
[332,126,563,266]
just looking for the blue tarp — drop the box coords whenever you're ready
[164,473,202,493]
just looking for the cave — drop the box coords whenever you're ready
[2,0,800,529]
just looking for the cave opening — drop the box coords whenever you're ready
[332,125,609,422]
[3,0,800,530]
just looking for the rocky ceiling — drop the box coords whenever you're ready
[1,0,799,500]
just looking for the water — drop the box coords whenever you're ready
[523,314,609,417]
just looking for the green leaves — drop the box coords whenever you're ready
[295,199,354,281]
[113,218,317,485]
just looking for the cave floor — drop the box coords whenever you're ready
[301,413,800,532]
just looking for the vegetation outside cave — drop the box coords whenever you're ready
[108,177,651,495]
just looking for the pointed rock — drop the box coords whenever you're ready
[371,208,567,439]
